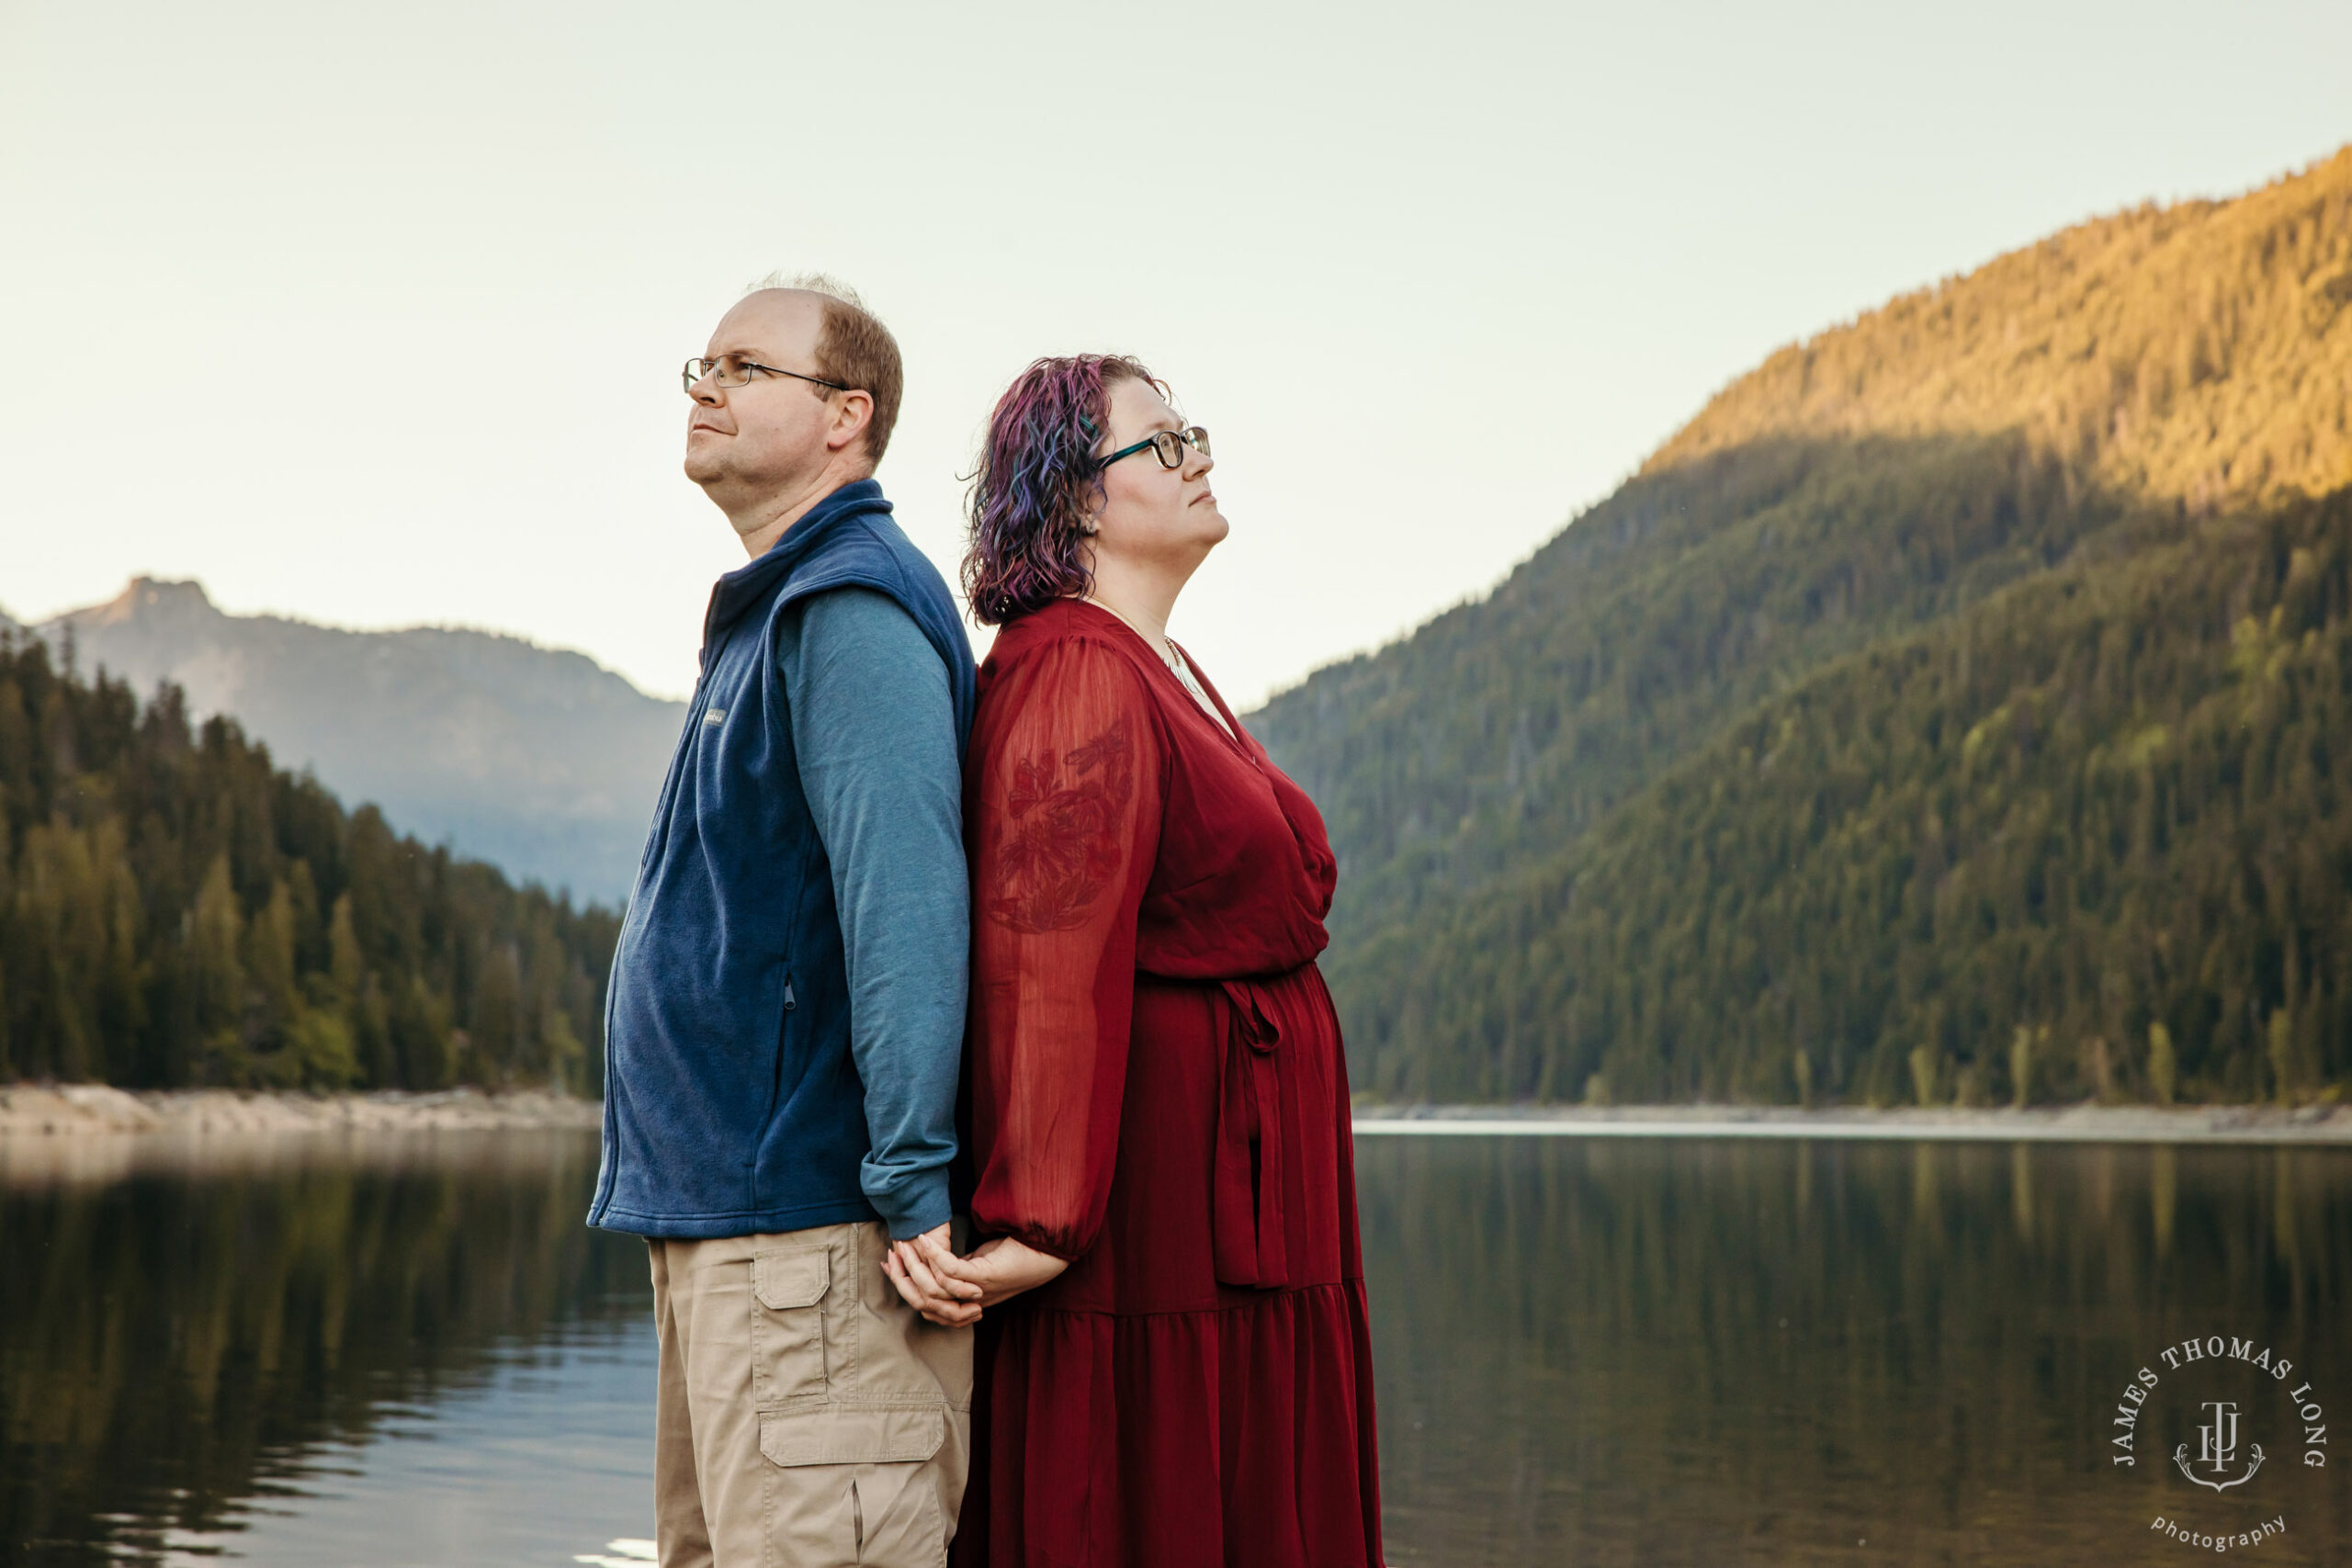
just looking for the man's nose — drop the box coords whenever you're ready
[688,369,726,406]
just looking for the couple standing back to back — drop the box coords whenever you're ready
[590,276,1383,1568]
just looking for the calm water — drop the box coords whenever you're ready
[3,1131,2349,1565]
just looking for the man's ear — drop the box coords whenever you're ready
[826,389,876,456]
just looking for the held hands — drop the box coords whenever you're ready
[882,1226,1069,1328]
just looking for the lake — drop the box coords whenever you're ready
[3,1130,2347,1565]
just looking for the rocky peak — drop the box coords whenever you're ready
[27,573,682,901]
[71,576,221,630]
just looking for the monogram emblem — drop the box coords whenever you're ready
[2174,1401,2265,1492]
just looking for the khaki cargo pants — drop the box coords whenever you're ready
[649,1220,972,1568]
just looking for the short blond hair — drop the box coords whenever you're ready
[746,271,904,466]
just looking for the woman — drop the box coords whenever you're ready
[887,355,1383,1566]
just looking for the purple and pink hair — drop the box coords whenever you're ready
[962,354,1160,626]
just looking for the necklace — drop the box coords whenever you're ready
[1078,594,1179,669]
[1079,594,1234,737]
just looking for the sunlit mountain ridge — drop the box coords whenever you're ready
[1253,145,2352,1106]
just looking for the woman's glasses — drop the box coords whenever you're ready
[1098,426,1211,471]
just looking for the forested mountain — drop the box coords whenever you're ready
[0,634,616,1090]
[1252,145,2352,1107]
[33,578,681,902]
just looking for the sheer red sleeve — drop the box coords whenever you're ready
[964,636,1163,1262]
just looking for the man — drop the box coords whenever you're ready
[590,275,978,1566]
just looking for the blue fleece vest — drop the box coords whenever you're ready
[588,480,977,1238]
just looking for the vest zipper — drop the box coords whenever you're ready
[765,975,796,1120]
[745,971,797,1211]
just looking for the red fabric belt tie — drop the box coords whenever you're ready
[1211,978,1290,1290]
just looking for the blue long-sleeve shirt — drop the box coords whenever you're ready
[778,588,967,1237]
[590,479,978,1243]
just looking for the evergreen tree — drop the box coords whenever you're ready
[0,638,618,1092]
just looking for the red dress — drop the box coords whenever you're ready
[953,599,1384,1568]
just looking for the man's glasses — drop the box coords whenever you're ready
[1098,426,1211,471]
[681,355,849,395]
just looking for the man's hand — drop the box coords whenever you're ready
[883,1223,985,1327]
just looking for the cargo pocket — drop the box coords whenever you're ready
[758,1405,946,1467]
[750,1247,831,1408]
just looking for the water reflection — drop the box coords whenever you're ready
[0,1132,649,1566]
[3,1133,2349,1565]
[1359,1136,2352,1566]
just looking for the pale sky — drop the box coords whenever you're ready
[4,0,2347,706]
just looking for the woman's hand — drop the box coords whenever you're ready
[884,1231,1069,1328]
[933,1234,1070,1312]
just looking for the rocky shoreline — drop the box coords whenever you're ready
[1350,1100,2352,1144]
[7,1086,2349,1147]
[0,1083,601,1138]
